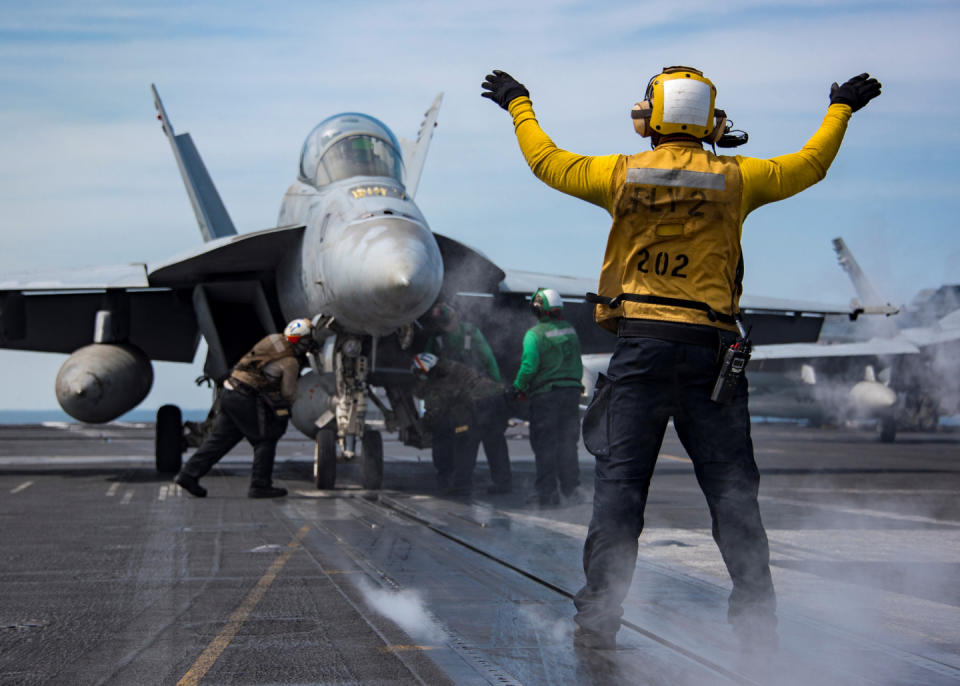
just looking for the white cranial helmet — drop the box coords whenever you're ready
[283,318,313,343]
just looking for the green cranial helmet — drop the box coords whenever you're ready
[531,288,563,317]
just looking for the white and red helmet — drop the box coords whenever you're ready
[283,318,313,344]
[411,352,438,376]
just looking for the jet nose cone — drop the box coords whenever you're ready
[332,216,443,334]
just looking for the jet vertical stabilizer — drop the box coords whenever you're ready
[398,93,443,197]
[151,85,237,242]
[833,236,898,306]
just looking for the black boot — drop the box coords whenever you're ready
[174,472,207,498]
[248,485,288,498]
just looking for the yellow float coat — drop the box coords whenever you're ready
[507,97,852,331]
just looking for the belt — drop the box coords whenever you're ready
[586,291,737,325]
[617,318,722,348]
[224,378,256,396]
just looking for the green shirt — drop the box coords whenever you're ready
[424,321,502,382]
[513,317,583,397]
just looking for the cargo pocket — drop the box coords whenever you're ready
[581,373,612,458]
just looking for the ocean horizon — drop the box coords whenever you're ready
[0,409,211,424]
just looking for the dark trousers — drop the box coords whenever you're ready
[530,386,582,501]
[181,388,288,488]
[461,394,512,490]
[573,336,775,637]
[434,396,512,493]
[432,420,472,490]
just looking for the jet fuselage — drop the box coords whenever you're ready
[276,177,442,335]
[274,112,443,336]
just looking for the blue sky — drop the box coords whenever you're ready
[1,0,958,409]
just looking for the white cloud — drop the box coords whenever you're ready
[0,0,958,408]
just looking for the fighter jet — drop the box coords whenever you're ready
[0,87,457,487]
[0,87,886,485]
[747,238,960,441]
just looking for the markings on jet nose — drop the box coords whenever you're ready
[10,481,33,494]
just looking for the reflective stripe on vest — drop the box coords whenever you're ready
[595,145,743,333]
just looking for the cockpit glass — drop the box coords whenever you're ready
[305,135,402,187]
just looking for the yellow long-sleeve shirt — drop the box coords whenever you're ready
[507,97,853,329]
[508,97,852,219]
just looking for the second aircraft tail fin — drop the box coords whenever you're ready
[833,237,900,324]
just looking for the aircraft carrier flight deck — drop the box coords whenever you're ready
[1,421,958,686]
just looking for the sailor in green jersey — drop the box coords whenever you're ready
[512,288,583,506]
[424,302,502,381]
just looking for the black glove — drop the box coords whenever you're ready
[481,69,529,110]
[829,73,881,112]
[506,386,527,403]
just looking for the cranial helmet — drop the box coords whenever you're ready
[284,318,313,344]
[411,352,439,375]
[631,66,727,144]
[531,288,563,317]
[430,302,458,331]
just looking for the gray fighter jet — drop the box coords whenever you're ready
[0,87,887,485]
[747,238,960,441]
[0,87,456,487]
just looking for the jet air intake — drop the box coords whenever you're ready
[55,343,154,423]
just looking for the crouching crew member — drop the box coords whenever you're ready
[424,303,511,493]
[512,288,583,507]
[412,352,512,496]
[482,66,881,651]
[174,318,316,498]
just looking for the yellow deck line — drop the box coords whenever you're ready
[178,524,310,686]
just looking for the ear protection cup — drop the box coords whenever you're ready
[705,109,727,144]
[631,100,652,137]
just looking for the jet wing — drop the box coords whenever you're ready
[500,269,597,299]
[900,320,960,347]
[0,225,306,362]
[0,264,150,291]
[148,224,305,286]
[499,269,876,315]
[0,270,198,360]
[497,268,881,346]
[751,338,921,362]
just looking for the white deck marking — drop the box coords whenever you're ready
[10,481,33,494]
[106,483,120,497]
[120,489,134,505]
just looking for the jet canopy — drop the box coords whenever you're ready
[299,113,404,188]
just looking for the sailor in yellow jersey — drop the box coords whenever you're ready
[482,67,881,653]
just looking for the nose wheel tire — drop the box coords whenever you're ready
[361,430,383,490]
[314,428,337,489]
[155,404,183,473]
